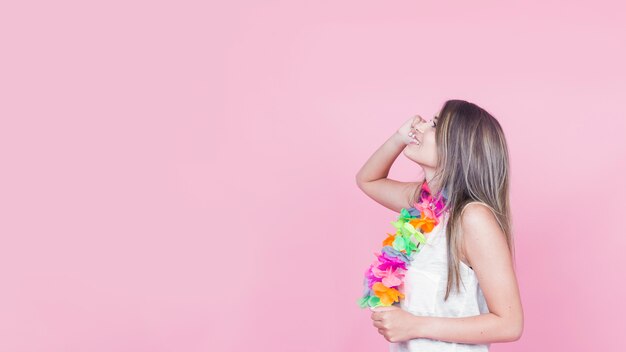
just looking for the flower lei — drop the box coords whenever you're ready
[357,179,448,309]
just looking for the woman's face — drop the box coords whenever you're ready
[403,115,439,168]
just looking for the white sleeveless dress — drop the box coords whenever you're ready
[389,203,491,352]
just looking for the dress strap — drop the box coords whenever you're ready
[460,201,496,216]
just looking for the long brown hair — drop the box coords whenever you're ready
[411,99,514,300]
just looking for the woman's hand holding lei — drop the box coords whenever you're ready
[370,305,428,343]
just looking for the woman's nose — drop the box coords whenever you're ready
[414,120,428,133]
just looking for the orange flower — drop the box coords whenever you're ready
[409,214,438,233]
[382,233,395,247]
[372,282,405,306]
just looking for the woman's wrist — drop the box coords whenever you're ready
[392,130,409,146]
[410,314,430,339]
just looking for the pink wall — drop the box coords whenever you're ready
[1,1,625,351]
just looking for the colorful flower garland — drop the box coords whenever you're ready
[357,179,448,309]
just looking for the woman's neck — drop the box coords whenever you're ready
[423,168,442,195]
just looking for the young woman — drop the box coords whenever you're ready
[356,99,523,351]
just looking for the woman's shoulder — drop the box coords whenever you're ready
[458,201,505,268]
[459,201,501,236]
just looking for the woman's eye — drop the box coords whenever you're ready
[432,120,437,127]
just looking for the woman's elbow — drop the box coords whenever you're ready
[506,317,524,342]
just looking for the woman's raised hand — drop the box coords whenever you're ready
[396,115,421,145]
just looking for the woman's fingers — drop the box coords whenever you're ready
[412,114,425,127]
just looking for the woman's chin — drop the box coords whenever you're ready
[402,149,420,162]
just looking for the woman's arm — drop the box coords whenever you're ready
[356,121,420,213]
[410,312,521,344]
[409,203,524,344]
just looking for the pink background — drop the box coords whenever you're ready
[1,1,625,351]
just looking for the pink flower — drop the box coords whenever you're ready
[375,251,408,271]
[413,180,447,218]
[372,265,405,287]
